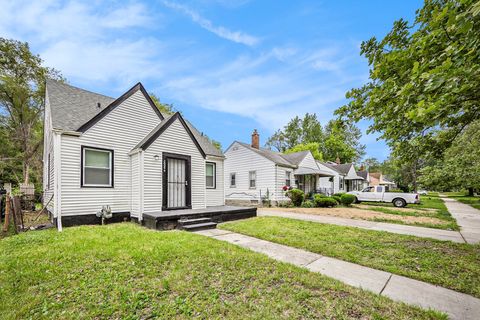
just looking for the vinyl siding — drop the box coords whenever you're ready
[275,166,294,201]
[42,91,55,213]
[206,156,225,206]
[130,152,140,217]
[142,118,206,213]
[224,142,277,202]
[59,90,160,217]
[298,153,318,169]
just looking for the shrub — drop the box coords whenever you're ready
[340,193,356,206]
[333,192,346,197]
[314,196,338,208]
[332,195,342,204]
[286,189,305,207]
[301,200,314,208]
[278,200,293,208]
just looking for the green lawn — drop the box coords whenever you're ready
[220,217,480,298]
[0,223,443,320]
[356,195,458,230]
[445,192,480,210]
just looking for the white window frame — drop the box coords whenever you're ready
[285,171,291,187]
[82,147,113,188]
[230,173,236,188]
[249,171,256,189]
[206,162,216,189]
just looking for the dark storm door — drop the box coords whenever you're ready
[162,153,191,210]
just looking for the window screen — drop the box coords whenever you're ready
[83,148,113,187]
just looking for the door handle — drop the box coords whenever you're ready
[185,181,188,186]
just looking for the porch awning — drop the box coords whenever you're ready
[294,166,334,177]
[345,175,365,180]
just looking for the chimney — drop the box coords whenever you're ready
[251,129,259,149]
[335,156,341,165]
[360,164,365,171]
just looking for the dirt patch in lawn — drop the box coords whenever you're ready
[262,207,448,226]
[354,204,438,214]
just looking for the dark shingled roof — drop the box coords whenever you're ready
[46,79,223,157]
[46,79,115,132]
[357,170,368,180]
[281,151,309,166]
[332,163,353,175]
[319,162,352,175]
[235,142,314,168]
[235,142,297,168]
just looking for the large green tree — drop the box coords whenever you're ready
[419,120,480,194]
[266,114,364,163]
[336,0,480,189]
[0,38,62,186]
[284,142,323,160]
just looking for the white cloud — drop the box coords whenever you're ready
[0,0,162,91]
[162,0,259,46]
[160,48,358,129]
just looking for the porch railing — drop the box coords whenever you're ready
[315,188,334,196]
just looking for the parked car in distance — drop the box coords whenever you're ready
[348,185,420,207]
[417,190,428,195]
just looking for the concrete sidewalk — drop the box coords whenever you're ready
[196,228,480,320]
[441,196,480,244]
[258,209,466,243]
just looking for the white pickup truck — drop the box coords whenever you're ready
[347,186,420,207]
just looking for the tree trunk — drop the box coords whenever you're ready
[23,162,30,185]
[468,187,474,197]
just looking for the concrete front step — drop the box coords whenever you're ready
[180,221,217,231]
[178,217,213,226]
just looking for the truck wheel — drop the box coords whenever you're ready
[393,198,406,208]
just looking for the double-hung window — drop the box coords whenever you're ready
[249,171,256,188]
[82,147,113,187]
[206,162,216,189]
[285,171,291,187]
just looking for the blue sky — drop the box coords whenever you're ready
[0,0,421,161]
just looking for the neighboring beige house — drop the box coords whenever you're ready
[368,172,396,188]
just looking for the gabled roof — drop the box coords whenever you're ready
[185,120,224,158]
[233,142,297,168]
[132,112,206,158]
[281,151,309,166]
[333,163,354,175]
[46,79,116,132]
[46,79,223,157]
[357,170,368,180]
[77,82,164,132]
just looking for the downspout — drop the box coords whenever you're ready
[54,132,62,231]
[139,150,144,222]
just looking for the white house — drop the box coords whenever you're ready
[317,161,366,193]
[224,130,333,205]
[43,80,225,229]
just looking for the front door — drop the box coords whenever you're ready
[163,153,191,210]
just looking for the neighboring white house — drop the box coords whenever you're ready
[224,130,333,205]
[317,161,366,193]
[43,79,224,228]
